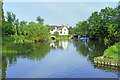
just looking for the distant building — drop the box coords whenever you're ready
[50,25,68,35]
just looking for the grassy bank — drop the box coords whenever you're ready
[103,42,120,60]
[55,35,71,40]
[3,35,30,43]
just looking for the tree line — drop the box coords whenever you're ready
[1,2,120,44]
[69,6,120,45]
[2,4,50,43]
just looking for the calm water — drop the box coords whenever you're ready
[2,40,119,78]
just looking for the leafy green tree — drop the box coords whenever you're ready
[68,26,73,34]
[36,16,44,25]
[15,19,20,35]
[18,21,27,35]
[87,6,119,44]
[76,21,89,35]
[45,24,51,31]
[23,22,50,42]
[54,31,59,37]
[20,21,27,26]
[3,12,17,35]
[1,2,6,36]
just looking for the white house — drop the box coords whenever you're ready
[50,25,68,35]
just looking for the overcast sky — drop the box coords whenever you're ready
[3,2,118,27]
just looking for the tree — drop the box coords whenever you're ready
[45,24,51,31]
[68,26,73,34]
[36,16,44,25]
[3,12,17,35]
[19,21,27,35]
[23,22,50,42]
[54,31,59,37]
[76,21,89,35]
[1,2,6,36]
[87,6,119,43]
[20,21,27,26]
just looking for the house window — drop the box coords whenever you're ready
[64,29,66,31]
[64,32,65,34]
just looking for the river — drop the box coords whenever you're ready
[1,39,119,78]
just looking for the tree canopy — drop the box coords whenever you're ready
[36,16,44,25]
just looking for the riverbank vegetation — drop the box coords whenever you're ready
[103,42,120,60]
[1,2,120,62]
[2,10,50,43]
[55,35,71,40]
[69,5,120,61]
[69,6,120,46]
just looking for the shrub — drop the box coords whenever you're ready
[103,42,120,60]
[54,31,59,37]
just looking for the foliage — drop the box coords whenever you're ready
[71,6,120,45]
[54,31,59,37]
[2,11,50,43]
[103,42,120,60]
[3,12,17,35]
[55,35,70,40]
[87,7,119,43]
[23,22,50,42]
[68,26,74,34]
[2,35,15,43]
[18,20,27,35]
[36,16,44,25]
[0,1,2,27]
[75,21,89,35]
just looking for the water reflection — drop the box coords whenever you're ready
[2,42,50,78]
[1,40,119,78]
[73,39,120,76]
[73,39,106,62]
[0,54,2,79]
[50,40,68,50]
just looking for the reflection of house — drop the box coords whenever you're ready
[50,25,68,35]
[50,43,57,49]
[50,41,68,50]
[59,41,68,50]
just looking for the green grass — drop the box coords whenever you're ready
[56,35,71,40]
[103,42,120,60]
[2,35,30,43]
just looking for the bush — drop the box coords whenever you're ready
[2,35,15,43]
[23,22,50,42]
[54,31,59,37]
[103,42,120,60]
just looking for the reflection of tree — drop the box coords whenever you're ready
[2,56,7,79]
[2,43,34,54]
[2,42,50,78]
[74,40,120,75]
[0,58,1,79]
[28,42,50,60]
[73,40,106,62]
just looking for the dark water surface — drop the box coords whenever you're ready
[2,40,119,78]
